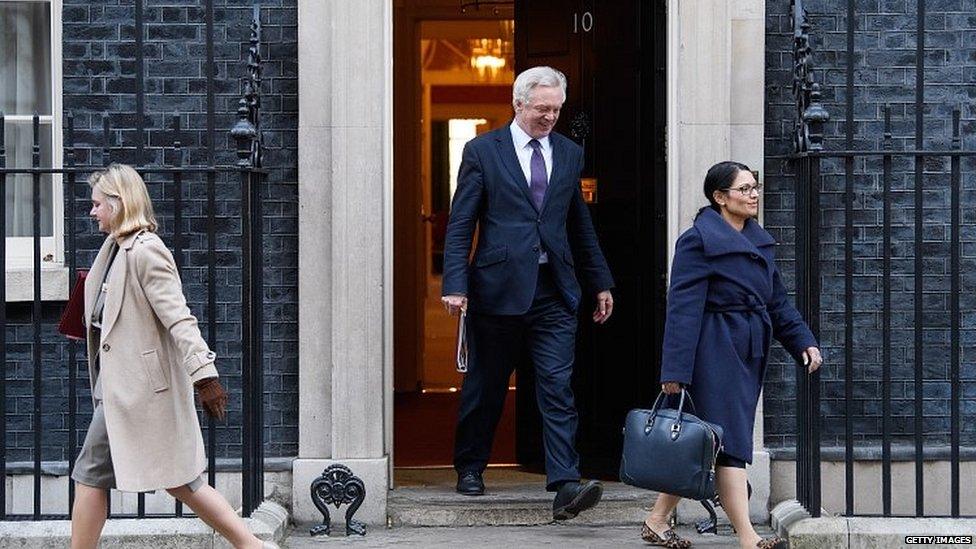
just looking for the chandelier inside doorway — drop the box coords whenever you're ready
[420,20,514,83]
[469,21,513,80]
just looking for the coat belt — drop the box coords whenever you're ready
[704,303,765,313]
[705,302,768,359]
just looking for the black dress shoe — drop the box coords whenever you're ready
[456,471,485,495]
[552,480,603,520]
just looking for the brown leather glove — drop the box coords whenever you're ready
[194,377,228,420]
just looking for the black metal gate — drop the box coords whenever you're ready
[788,0,975,518]
[0,5,266,520]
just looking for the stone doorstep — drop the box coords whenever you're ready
[0,500,289,549]
[771,500,976,549]
[388,483,728,528]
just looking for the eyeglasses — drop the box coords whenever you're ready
[724,184,762,196]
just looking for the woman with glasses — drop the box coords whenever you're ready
[71,164,276,549]
[639,161,822,549]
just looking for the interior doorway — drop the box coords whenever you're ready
[392,0,668,478]
[393,2,517,468]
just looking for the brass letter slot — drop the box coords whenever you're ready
[580,178,598,204]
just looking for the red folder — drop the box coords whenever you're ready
[58,270,88,341]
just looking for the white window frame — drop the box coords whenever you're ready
[2,0,67,301]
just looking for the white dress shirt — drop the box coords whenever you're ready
[510,121,551,263]
[510,121,553,185]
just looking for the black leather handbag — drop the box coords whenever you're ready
[619,388,724,500]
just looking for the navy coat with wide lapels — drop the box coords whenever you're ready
[660,207,818,463]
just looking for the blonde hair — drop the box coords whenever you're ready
[88,163,158,238]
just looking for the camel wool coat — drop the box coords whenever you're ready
[84,230,219,492]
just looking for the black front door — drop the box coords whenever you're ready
[514,0,668,477]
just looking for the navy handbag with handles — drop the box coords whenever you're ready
[619,388,724,500]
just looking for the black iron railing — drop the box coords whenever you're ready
[789,0,975,518]
[0,5,266,521]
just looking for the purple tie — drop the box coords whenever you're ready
[528,139,547,210]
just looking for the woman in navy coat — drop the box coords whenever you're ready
[639,162,822,549]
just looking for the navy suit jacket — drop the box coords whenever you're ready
[441,125,614,315]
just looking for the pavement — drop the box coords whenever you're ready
[281,523,761,548]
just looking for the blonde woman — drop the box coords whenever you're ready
[71,164,275,549]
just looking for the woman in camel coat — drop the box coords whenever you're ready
[71,163,274,549]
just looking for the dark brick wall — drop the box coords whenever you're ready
[764,0,976,453]
[3,0,297,463]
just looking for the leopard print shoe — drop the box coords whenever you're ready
[641,522,693,548]
[756,536,788,549]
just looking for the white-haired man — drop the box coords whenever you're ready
[441,66,615,520]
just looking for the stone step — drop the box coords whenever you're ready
[388,482,720,528]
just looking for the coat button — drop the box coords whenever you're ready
[750,253,759,260]
[533,245,540,252]
[537,219,542,224]
[102,343,110,352]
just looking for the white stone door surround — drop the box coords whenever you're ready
[668,0,770,521]
[294,0,393,526]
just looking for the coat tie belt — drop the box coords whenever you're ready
[705,301,769,359]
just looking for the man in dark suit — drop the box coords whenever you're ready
[441,66,615,521]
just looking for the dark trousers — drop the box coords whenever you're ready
[453,265,580,491]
